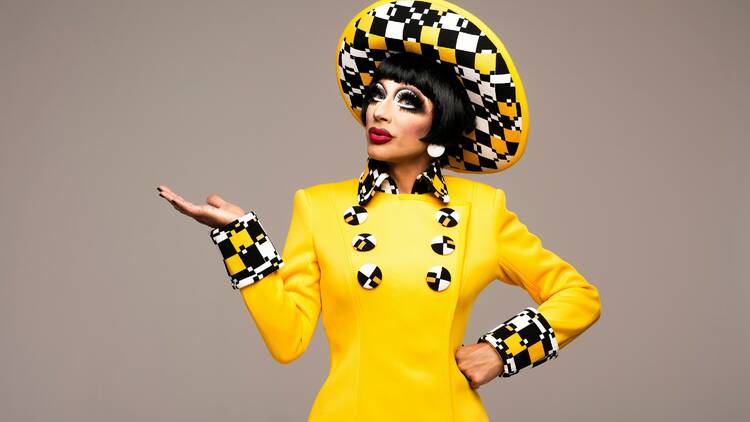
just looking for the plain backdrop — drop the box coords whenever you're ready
[1,0,748,421]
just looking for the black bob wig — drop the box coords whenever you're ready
[360,52,477,151]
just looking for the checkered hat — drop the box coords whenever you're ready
[336,0,529,174]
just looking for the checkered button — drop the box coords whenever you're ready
[435,207,459,227]
[343,205,368,225]
[426,265,451,292]
[357,263,382,289]
[430,235,455,255]
[352,233,377,251]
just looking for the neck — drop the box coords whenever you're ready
[385,155,433,194]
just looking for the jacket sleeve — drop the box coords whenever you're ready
[477,188,601,377]
[209,188,322,364]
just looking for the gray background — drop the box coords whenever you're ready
[1,0,748,420]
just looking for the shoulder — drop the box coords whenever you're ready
[443,174,500,203]
[294,178,359,204]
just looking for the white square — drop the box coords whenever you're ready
[439,13,462,30]
[385,21,405,39]
[456,32,479,52]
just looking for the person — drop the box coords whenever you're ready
[157,1,601,420]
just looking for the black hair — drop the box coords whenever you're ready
[360,52,476,150]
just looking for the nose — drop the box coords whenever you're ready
[372,96,391,122]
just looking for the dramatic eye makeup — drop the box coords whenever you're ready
[369,83,386,101]
[367,82,426,113]
[394,89,424,112]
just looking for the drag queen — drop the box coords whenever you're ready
[157,1,601,420]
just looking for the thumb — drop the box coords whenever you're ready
[206,194,227,208]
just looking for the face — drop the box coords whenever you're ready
[364,78,434,165]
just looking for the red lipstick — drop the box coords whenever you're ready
[368,127,393,144]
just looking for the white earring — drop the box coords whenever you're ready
[427,143,445,158]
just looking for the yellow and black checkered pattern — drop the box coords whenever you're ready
[477,307,559,377]
[209,211,284,290]
[336,0,529,175]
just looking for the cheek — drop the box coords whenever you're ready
[402,115,432,138]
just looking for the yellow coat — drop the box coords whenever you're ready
[213,174,601,421]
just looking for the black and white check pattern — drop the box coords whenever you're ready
[477,307,559,377]
[210,211,285,290]
[337,0,528,174]
[357,157,449,206]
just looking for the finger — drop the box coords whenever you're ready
[158,190,176,204]
[157,185,176,195]
[157,186,179,202]
[162,191,201,217]
[172,197,203,217]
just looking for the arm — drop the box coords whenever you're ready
[477,188,602,377]
[210,188,321,364]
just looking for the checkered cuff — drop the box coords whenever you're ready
[477,307,559,377]
[209,211,284,290]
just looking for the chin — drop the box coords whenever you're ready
[366,144,391,161]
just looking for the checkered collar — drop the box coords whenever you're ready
[357,157,450,206]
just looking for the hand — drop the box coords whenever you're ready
[455,342,504,390]
[157,185,246,229]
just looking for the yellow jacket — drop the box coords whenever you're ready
[209,164,601,421]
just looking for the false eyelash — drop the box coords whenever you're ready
[395,90,423,109]
[366,83,386,101]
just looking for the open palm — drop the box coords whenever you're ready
[157,185,246,229]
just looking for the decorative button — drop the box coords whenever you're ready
[352,233,377,251]
[343,205,368,225]
[435,207,459,227]
[357,263,382,289]
[431,235,455,255]
[426,265,451,292]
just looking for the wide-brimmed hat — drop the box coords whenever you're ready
[336,0,529,174]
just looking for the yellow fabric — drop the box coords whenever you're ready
[238,176,601,421]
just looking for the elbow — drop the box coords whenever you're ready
[271,353,301,365]
[267,342,306,365]
[587,283,602,327]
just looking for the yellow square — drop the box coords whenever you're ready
[504,332,526,356]
[343,25,356,44]
[499,102,517,118]
[368,35,387,50]
[358,14,374,33]
[403,40,422,54]
[490,136,509,154]
[463,150,480,166]
[475,53,496,74]
[420,26,440,45]
[527,341,546,363]
[225,254,246,276]
[360,73,373,86]
[230,230,253,250]
[503,128,521,142]
[438,47,456,64]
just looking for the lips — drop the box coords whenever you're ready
[368,127,392,144]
